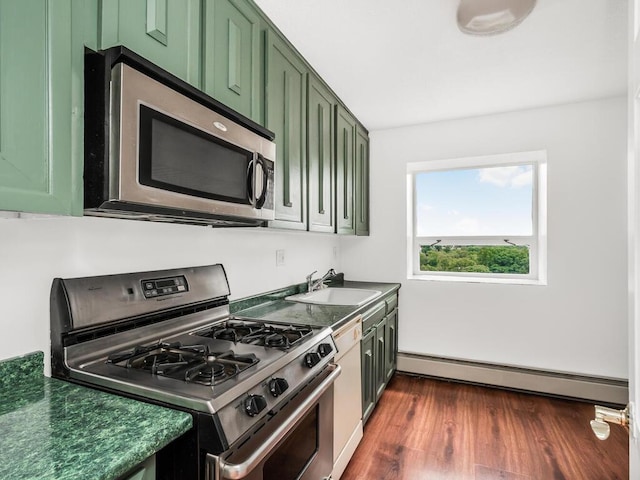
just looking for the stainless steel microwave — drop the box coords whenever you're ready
[84,47,276,227]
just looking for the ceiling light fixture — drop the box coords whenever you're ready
[457,0,536,36]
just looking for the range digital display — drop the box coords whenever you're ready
[142,276,187,298]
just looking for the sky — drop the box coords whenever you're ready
[415,165,533,237]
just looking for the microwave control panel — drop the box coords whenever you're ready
[262,161,275,211]
[141,275,188,298]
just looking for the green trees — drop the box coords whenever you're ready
[420,245,529,274]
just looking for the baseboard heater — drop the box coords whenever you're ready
[397,352,628,406]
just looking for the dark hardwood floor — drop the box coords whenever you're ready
[342,373,628,480]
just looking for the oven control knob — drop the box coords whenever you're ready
[305,352,322,368]
[269,377,289,397]
[317,343,333,357]
[244,394,267,417]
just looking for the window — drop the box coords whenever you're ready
[407,151,547,284]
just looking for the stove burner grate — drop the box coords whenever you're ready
[194,320,314,350]
[183,351,259,386]
[107,342,259,386]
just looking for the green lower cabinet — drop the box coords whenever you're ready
[362,295,398,424]
[335,105,356,235]
[355,125,370,236]
[203,0,261,122]
[0,0,90,215]
[307,75,335,233]
[99,0,201,87]
[265,31,308,230]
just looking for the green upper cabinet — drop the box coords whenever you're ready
[355,125,370,236]
[203,0,261,123]
[0,0,92,215]
[266,31,307,230]
[99,0,201,87]
[335,105,356,235]
[307,75,335,233]
[0,0,370,228]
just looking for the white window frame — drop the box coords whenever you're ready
[406,150,547,285]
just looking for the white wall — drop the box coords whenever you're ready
[340,96,629,379]
[1,97,627,381]
[0,217,339,371]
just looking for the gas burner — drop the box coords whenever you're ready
[195,321,262,343]
[214,328,240,342]
[212,324,260,342]
[273,326,313,348]
[107,343,259,386]
[142,352,189,375]
[107,342,205,372]
[185,361,227,384]
[107,341,179,364]
[183,351,259,386]
[194,320,314,350]
[239,325,313,349]
[265,333,287,348]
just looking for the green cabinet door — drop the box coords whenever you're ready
[266,31,307,230]
[335,105,355,235]
[0,0,89,215]
[99,0,201,87]
[361,327,376,424]
[203,0,261,122]
[307,75,335,233]
[355,125,370,236]
[374,316,388,402]
[385,308,398,382]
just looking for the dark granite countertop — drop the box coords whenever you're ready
[233,280,400,331]
[0,352,193,480]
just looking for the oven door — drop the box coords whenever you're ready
[207,364,341,480]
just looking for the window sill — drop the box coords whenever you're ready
[408,274,547,286]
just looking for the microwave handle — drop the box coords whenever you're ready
[255,154,269,209]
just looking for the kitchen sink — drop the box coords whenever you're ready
[285,288,381,306]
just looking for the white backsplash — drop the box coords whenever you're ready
[0,216,340,372]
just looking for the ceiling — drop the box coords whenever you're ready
[253,0,628,130]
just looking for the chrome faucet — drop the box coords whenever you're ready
[306,268,337,292]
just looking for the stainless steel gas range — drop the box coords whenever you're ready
[50,264,339,480]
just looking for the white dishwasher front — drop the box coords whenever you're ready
[332,315,363,480]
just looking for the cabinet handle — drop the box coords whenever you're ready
[343,128,349,219]
[360,142,365,223]
[283,71,292,208]
[365,350,373,402]
[390,325,395,358]
[378,337,384,378]
[318,106,324,215]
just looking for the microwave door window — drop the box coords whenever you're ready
[138,106,252,205]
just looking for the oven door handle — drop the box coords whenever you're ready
[214,363,341,480]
